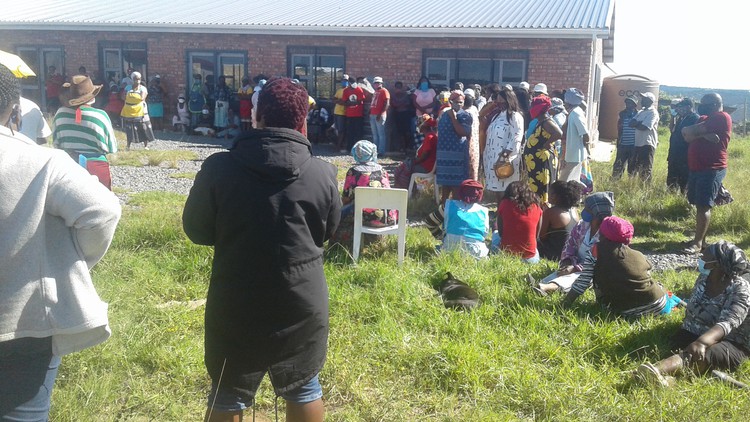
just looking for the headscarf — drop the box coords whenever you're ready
[584,191,615,220]
[351,139,378,164]
[599,216,634,245]
[458,179,483,204]
[437,91,450,105]
[707,240,750,279]
[550,97,565,113]
[564,88,584,106]
[529,96,552,119]
[449,90,465,102]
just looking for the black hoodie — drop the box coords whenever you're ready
[183,127,341,397]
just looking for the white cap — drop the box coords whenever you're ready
[640,92,656,101]
[519,81,530,90]
[463,88,476,98]
[373,76,383,83]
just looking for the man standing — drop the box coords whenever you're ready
[53,75,118,190]
[681,93,731,254]
[369,76,390,154]
[612,96,638,180]
[560,88,589,183]
[630,92,659,181]
[333,74,349,153]
[667,98,700,192]
[183,77,341,422]
[45,65,64,115]
[343,76,365,150]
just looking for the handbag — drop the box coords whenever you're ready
[493,155,514,179]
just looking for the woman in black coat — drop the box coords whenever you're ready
[183,77,341,422]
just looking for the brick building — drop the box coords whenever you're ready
[0,0,616,135]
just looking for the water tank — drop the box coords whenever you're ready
[598,74,660,141]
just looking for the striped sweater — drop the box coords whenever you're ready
[53,106,117,160]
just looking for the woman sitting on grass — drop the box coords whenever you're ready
[495,180,543,263]
[529,191,615,294]
[561,216,685,317]
[637,241,750,387]
[537,180,582,261]
[330,140,394,249]
[441,179,490,259]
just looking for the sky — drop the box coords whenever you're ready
[611,0,749,90]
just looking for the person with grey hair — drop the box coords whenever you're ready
[120,71,153,149]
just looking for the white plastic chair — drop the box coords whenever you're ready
[407,166,440,204]
[352,187,408,265]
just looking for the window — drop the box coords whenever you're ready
[14,46,64,109]
[187,51,247,94]
[98,41,147,87]
[423,49,528,89]
[288,46,345,100]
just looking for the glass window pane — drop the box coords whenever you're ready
[426,59,448,84]
[456,59,493,86]
[190,53,216,82]
[500,60,524,84]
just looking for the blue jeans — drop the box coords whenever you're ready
[370,114,387,154]
[208,374,323,412]
[1,337,61,421]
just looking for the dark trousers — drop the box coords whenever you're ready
[611,145,636,180]
[394,110,415,151]
[345,115,364,150]
[633,145,655,181]
[667,159,690,193]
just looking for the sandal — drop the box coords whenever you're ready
[680,244,701,255]
[530,285,548,297]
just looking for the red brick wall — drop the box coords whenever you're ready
[0,29,595,118]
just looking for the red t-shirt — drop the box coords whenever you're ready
[343,86,365,117]
[370,87,390,115]
[688,112,731,171]
[416,132,437,172]
[498,199,542,259]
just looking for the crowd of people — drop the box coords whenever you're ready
[2,56,746,421]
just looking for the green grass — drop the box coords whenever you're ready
[49,132,750,421]
[169,172,197,180]
[108,149,198,168]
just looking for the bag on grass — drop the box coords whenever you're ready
[437,272,480,310]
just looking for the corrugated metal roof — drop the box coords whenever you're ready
[1,0,614,36]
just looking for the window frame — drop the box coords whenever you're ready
[186,50,248,95]
[422,49,528,89]
[287,46,346,101]
[98,40,148,87]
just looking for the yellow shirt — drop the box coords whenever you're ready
[334,88,346,116]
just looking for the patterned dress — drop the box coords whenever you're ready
[482,111,524,192]
[524,117,559,203]
[436,109,473,187]
[465,105,480,181]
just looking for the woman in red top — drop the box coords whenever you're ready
[496,180,543,263]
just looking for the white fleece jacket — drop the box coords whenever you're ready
[0,126,121,355]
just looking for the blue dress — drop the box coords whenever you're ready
[436,110,472,186]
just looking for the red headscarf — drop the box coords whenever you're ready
[529,96,552,119]
[458,179,484,204]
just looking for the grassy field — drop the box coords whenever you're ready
[49,129,750,421]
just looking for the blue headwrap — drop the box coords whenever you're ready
[351,140,378,164]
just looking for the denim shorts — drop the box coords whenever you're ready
[687,168,726,207]
[207,374,323,412]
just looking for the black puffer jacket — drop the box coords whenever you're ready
[183,127,341,396]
